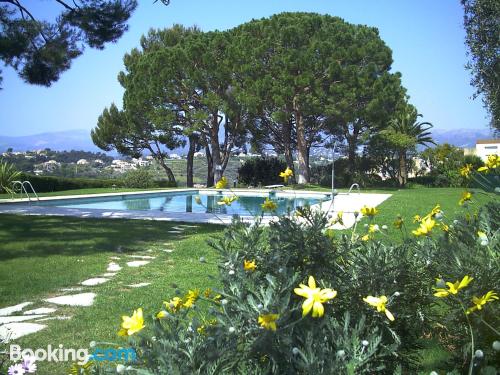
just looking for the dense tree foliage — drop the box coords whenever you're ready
[0,0,170,87]
[461,0,500,131]
[377,104,434,186]
[233,13,405,183]
[92,13,414,186]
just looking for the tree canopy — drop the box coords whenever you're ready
[92,13,413,186]
[461,0,500,131]
[0,0,169,87]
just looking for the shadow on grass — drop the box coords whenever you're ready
[0,214,223,261]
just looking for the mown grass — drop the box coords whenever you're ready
[0,215,222,373]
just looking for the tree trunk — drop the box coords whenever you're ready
[398,151,407,187]
[186,135,196,187]
[283,119,296,184]
[205,145,214,187]
[157,159,176,185]
[210,114,223,184]
[294,103,309,184]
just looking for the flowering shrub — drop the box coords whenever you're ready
[89,166,499,374]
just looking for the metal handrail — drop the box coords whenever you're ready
[11,181,30,200]
[348,183,361,195]
[11,180,39,201]
[22,181,39,201]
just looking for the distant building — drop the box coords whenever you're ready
[76,159,89,165]
[111,159,136,172]
[40,160,60,172]
[194,151,205,158]
[464,139,499,162]
[132,157,151,167]
[169,153,182,160]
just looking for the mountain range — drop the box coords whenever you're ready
[0,128,495,154]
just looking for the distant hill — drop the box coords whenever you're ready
[431,128,494,148]
[0,127,494,154]
[0,129,102,153]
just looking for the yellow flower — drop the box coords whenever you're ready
[466,291,499,314]
[156,310,168,319]
[68,362,94,375]
[118,308,145,336]
[279,167,294,183]
[294,276,337,318]
[215,176,228,189]
[429,204,442,218]
[478,155,499,173]
[361,234,371,241]
[363,295,394,321]
[183,289,200,308]
[433,275,473,297]
[329,211,344,226]
[412,216,436,236]
[217,196,237,206]
[478,231,489,245]
[368,224,379,233]
[258,313,279,331]
[164,296,182,312]
[393,216,403,229]
[361,206,378,217]
[204,288,213,298]
[460,163,473,178]
[261,198,278,211]
[459,191,472,206]
[441,223,449,233]
[413,214,422,223]
[244,259,257,271]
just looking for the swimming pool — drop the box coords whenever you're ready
[35,190,328,216]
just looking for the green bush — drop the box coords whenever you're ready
[0,162,21,194]
[238,158,287,186]
[17,173,122,193]
[122,168,156,189]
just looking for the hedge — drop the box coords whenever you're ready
[17,173,176,193]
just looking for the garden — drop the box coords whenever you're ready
[0,2,499,375]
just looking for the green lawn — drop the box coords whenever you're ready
[0,215,222,373]
[0,186,494,373]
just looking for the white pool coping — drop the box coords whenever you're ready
[0,189,392,227]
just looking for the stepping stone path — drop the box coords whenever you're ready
[107,262,122,272]
[45,293,96,307]
[0,315,47,324]
[127,255,156,260]
[1,240,168,341]
[0,302,32,316]
[0,323,47,341]
[126,260,150,267]
[60,287,83,292]
[24,307,57,315]
[81,278,109,286]
[126,283,151,288]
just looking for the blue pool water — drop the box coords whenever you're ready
[37,191,326,216]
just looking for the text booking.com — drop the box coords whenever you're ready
[10,344,136,365]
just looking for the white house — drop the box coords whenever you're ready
[475,139,499,162]
[76,159,89,165]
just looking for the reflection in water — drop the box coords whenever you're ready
[185,195,193,213]
[124,198,151,211]
[159,196,174,211]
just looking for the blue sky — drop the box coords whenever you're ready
[0,0,490,137]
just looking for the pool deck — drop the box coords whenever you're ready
[0,188,391,227]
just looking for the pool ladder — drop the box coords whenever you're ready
[347,183,361,195]
[11,181,39,202]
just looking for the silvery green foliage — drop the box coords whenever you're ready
[98,201,499,374]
